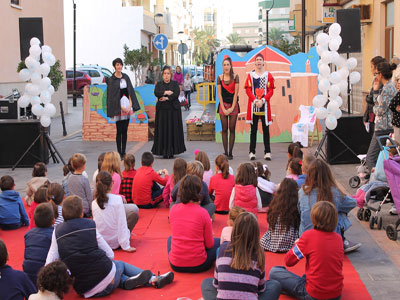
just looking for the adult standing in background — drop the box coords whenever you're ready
[106,58,140,160]
[146,65,155,84]
[154,65,162,84]
[173,66,184,90]
[152,66,186,158]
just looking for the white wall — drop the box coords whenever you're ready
[64,0,143,79]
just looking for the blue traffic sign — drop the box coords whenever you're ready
[154,34,168,51]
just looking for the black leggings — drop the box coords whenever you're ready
[220,114,238,155]
[116,119,130,156]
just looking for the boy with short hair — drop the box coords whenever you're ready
[0,238,37,300]
[269,201,344,300]
[132,152,169,208]
[23,203,54,284]
[0,175,29,230]
[46,195,173,297]
[67,153,93,217]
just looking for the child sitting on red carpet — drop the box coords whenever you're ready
[28,185,49,229]
[29,261,73,300]
[119,154,137,203]
[163,158,187,208]
[0,175,29,230]
[252,161,276,208]
[286,158,302,181]
[46,183,65,228]
[220,206,245,244]
[269,201,344,300]
[195,150,213,187]
[229,163,262,214]
[132,152,169,208]
[0,238,37,299]
[260,178,300,253]
[25,162,49,206]
[23,203,54,284]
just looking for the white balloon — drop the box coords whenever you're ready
[30,72,42,85]
[329,72,342,84]
[332,95,343,107]
[40,90,52,104]
[43,103,56,117]
[327,100,339,114]
[40,77,51,91]
[316,107,328,120]
[329,23,341,36]
[338,67,349,80]
[321,51,333,64]
[43,52,56,66]
[41,45,52,54]
[19,68,31,81]
[318,79,331,93]
[25,83,32,94]
[346,57,358,70]
[317,60,323,69]
[316,33,329,46]
[31,95,41,106]
[318,74,323,82]
[336,35,342,46]
[316,45,328,56]
[313,95,327,108]
[336,56,346,68]
[335,109,342,119]
[39,63,50,77]
[349,71,361,84]
[319,63,330,77]
[331,51,340,65]
[25,56,40,71]
[339,80,348,94]
[27,84,40,96]
[29,45,42,58]
[18,95,31,108]
[30,37,41,46]
[32,104,44,117]
[326,115,338,130]
[329,38,340,52]
[40,115,51,127]
[329,84,341,98]
[48,85,55,95]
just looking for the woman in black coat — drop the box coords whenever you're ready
[106,58,140,159]
[151,66,186,158]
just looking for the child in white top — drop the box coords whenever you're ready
[220,206,245,244]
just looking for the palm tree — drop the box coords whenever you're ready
[193,27,220,65]
[268,27,284,43]
[226,32,244,45]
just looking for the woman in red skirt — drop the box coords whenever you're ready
[217,56,239,160]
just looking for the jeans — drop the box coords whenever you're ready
[269,266,341,300]
[184,90,191,106]
[201,277,281,300]
[250,114,271,154]
[137,182,164,209]
[91,260,144,297]
[116,119,130,156]
[0,222,22,230]
[167,236,220,273]
[366,129,393,170]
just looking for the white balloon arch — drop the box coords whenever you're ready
[313,23,361,130]
[18,37,57,127]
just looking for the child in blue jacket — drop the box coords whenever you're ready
[0,176,29,230]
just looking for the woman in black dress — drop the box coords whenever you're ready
[106,58,140,159]
[151,66,186,158]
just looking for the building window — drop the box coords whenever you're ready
[287,80,290,88]
[385,1,394,60]
[11,0,20,5]
[19,18,43,60]
[288,95,292,104]
[282,86,285,97]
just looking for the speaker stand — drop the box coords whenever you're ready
[314,127,358,163]
[12,127,66,170]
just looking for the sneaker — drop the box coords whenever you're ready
[249,152,256,160]
[343,239,361,253]
[124,270,152,290]
[389,206,398,215]
[152,271,174,289]
[264,153,271,161]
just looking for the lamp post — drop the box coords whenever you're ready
[178,31,184,74]
[154,13,164,68]
[72,0,77,107]
[265,0,274,45]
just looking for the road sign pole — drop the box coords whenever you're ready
[159,50,163,69]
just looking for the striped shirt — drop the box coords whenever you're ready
[53,205,64,228]
[213,242,265,300]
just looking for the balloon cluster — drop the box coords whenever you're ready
[313,23,361,130]
[18,37,57,127]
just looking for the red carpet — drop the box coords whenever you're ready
[1,207,371,300]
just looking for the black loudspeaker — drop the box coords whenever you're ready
[336,9,361,53]
[326,115,372,164]
[19,18,44,60]
[0,99,18,119]
[0,120,48,168]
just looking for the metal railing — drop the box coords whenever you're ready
[196,82,216,110]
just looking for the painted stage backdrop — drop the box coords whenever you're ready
[215,45,320,143]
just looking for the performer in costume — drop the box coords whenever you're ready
[245,53,275,161]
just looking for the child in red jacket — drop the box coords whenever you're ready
[132,152,169,208]
[269,201,344,300]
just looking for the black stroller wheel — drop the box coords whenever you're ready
[386,224,398,241]
[363,209,371,222]
[357,208,364,221]
[377,217,383,230]
[369,216,376,229]
[349,176,361,188]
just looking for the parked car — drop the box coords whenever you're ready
[66,70,91,95]
[184,65,197,77]
[76,64,113,84]
[192,69,204,91]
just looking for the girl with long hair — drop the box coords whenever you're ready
[201,212,281,300]
[217,56,239,159]
[261,178,299,252]
[286,142,303,175]
[92,171,137,252]
[229,163,261,214]
[195,150,212,187]
[252,161,277,208]
[101,151,122,194]
[163,158,187,207]
[209,154,235,214]
[299,159,360,252]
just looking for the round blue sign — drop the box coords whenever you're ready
[154,34,168,51]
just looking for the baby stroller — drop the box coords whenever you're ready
[383,154,400,240]
[349,154,370,188]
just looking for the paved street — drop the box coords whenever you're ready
[1,91,400,299]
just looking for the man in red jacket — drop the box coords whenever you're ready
[245,53,275,161]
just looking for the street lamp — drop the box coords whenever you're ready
[265,0,274,45]
[154,13,164,68]
[72,0,77,107]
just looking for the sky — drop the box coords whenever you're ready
[228,0,259,23]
